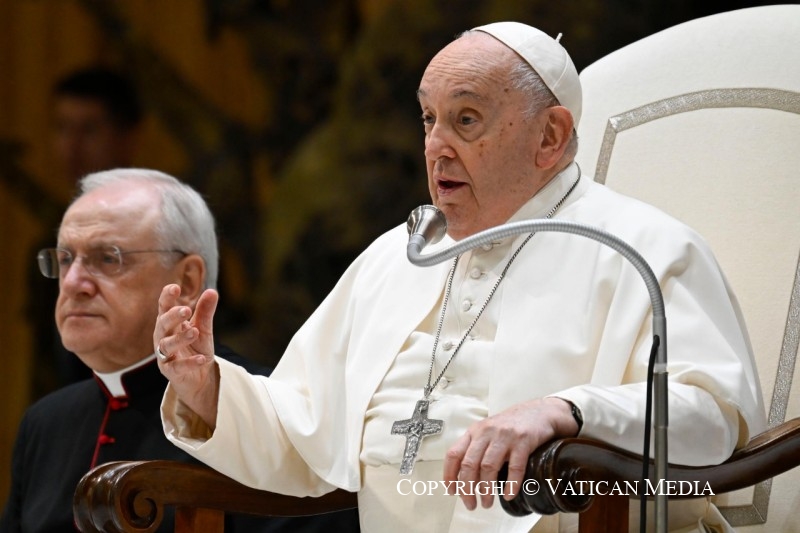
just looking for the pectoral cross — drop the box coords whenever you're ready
[391,399,443,475]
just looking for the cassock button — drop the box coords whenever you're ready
[438,377,449,389]
[469,268,482,279]
[442,340,454,351]
[481,243,493,251]
[109,398,129,410]
[461,300,472,312]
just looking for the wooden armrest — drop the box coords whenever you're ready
[73,460,357,533]
[502,417,800,517]
[74,419,800,532]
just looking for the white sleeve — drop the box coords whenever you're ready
[161,357,338,497]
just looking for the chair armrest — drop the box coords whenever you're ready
[502,417,800,517]
[74,419,800,531]
[73,460,357,533]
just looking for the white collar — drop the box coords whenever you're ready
[508,162,581,223]
[94,354,157,398]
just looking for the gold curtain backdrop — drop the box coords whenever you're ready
[0,0,770,507]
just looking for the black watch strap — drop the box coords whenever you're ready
[569,402,583,432]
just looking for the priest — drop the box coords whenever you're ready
[0,168,360,533]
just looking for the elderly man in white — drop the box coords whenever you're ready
[154,22,765,533]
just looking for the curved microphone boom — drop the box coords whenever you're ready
[405,205,669,533]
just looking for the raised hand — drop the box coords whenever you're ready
[154,284,221,428]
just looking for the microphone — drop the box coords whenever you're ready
[406,205,447,255]
[405,205,669,533]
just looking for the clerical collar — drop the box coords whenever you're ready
[507,162,582,224]
[94,354,157,398]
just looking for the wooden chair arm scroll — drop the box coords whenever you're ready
[73,460,357,533]
[501,418,800,520]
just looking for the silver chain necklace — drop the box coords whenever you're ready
[391,167,581,475]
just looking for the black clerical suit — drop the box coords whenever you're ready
[0,350,360,533]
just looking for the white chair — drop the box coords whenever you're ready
[573,4,800,530]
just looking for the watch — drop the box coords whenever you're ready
[569,402,583,432]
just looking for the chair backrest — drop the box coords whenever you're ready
[574,5,800,530]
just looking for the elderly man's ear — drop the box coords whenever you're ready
[534,106,574,169]
[174,254,206,308]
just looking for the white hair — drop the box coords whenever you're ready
[77,168,219,289]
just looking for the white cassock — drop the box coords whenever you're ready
[162,163,765,532]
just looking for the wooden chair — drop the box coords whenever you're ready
[73,5,800,532]
[73,461,357,533]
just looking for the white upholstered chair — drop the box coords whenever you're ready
[574,4,800,530]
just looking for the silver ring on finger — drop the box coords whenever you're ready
[156,344,170,362]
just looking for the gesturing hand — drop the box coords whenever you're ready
[154,283,220,428]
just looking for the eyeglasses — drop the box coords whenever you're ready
[37,246,187,279]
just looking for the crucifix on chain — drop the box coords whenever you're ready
[391,399,443,475]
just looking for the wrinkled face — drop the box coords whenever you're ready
[419,33,550,240]
[55,182,182,372]
[52,97,135,182]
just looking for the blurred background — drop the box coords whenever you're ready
[0,0,775,505]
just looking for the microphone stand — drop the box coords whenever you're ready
[407,209,668,533]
